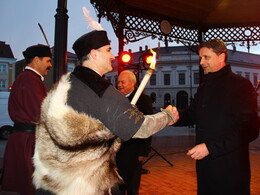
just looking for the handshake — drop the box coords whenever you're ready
[161,105,179,125]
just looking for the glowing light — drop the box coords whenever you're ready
[121,52,131,63]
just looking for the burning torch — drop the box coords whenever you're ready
[131,49,156,105]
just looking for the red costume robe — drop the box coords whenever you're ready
[1,69,47,195]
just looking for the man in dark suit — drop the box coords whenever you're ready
[116,70,153,195]
[176,39,259,195]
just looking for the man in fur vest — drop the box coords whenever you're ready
[33,28,179,194]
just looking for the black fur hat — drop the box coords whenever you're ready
[72,30,110,60]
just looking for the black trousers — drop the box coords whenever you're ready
[117,185,139,195]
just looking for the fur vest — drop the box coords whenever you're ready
[33,73,122,195]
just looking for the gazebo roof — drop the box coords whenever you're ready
[111,0,260,28]
[91,0,260,49]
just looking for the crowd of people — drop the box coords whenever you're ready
[0,7,259,195]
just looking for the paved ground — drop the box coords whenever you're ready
[0,126,259,194]
[139,138,260,195]
[139,126,260,195]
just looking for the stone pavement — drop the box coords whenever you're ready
[0,126,259,194]
[138,130,260,195]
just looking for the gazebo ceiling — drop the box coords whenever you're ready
[121,0,260,28]
[91,0,260,49]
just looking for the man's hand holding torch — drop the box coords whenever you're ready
[131,49,179,126]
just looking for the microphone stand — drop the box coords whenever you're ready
[143,147,173,167]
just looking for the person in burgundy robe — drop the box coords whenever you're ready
[1,45,52,195]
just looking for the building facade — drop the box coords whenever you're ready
[105,46,260,114]
[2,41,259,113]
[0,42,16,91]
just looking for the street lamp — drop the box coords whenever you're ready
[53,0,68,82]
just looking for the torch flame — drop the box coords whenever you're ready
[149,48,157,70]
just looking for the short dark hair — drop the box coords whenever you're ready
[198,39,228,62]
[26,57,44,64]
[76,53,90,66]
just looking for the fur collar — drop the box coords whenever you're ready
[72,66,111,97]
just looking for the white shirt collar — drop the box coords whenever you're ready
[25,66,44,81]
[92,69,102,76]
[125,89,134,97]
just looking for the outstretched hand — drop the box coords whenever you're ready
[163,105,179,125]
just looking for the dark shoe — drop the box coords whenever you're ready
[141,168,150,174]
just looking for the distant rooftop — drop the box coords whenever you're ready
[0,41,14,58]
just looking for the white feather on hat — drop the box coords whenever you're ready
[82,7,104,31]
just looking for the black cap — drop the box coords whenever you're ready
[23,44,52,62]
[72,30,110,60]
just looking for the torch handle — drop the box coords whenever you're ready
[131,69,154,105]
